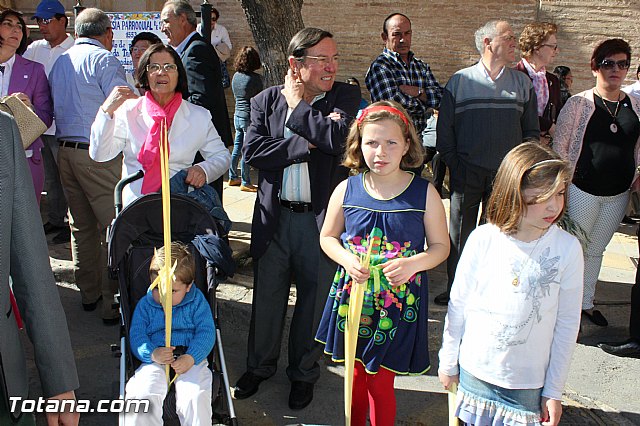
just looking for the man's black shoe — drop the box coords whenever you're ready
[82,295,102,312]
[43,222,64,234]
[288,381,313,410]
[232,371,265,400]
[598,339,640,358]
[52,227,71,245]
[434,291,450,306]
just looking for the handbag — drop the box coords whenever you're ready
[214,42,231,62]
[0,94,48,149]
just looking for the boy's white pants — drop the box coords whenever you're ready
[123,360,212,426]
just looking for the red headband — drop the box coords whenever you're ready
[356,105,410,129]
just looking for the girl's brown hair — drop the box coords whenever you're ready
[486,142,570,234]
[149,242,195,285]
[343,100,423,171]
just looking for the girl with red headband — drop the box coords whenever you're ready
[315,101,450,425]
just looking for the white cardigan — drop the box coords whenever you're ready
[438,224,583,400]
[90,97,230,206]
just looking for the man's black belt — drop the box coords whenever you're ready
[59,140,90,150]
[280,199,313,213]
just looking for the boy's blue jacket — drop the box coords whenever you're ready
[129,286,215,364]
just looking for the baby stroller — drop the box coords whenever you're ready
[108,171,237,425]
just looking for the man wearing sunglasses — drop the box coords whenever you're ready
[23,0,74,245]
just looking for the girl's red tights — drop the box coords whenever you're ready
[351,362,396,426]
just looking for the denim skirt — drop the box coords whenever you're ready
[455,369,542,426]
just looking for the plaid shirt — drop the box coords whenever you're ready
[365,48,442,133]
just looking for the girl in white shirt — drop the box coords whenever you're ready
[438,142,584,426]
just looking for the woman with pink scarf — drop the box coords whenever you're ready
[90,43,230,207]
[515,22,562,147]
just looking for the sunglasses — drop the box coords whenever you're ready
[598,59,631,70]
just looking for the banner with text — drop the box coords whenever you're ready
[107,12,167,74]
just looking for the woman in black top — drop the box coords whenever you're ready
[554,39,640,327]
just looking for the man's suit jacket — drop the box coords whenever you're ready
[243,82,360,259]
[180,32,232,147]
[7,54,54,158]
[0,112,78,419]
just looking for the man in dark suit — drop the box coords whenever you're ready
[0,112,80,424]
[160,0,232,147]
[232,28,360,410]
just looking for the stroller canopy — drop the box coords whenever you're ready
[108,193,219,273]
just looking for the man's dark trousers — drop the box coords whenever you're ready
[247,206,335,383]
[446,164,496,289]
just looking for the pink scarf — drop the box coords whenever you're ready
[523,58,549,117]
[137,91,183,194]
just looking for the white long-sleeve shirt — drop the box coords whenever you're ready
[90,97,230,207]
[439,223,583,400]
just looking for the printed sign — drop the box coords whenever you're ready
[107,12,167,73]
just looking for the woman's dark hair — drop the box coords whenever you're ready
[553,65,571,79]
[129,31,161,53]
[211,7,220,21]
[0,9,28,55]
[135,43,189,98]
[233,46,261,73]
[590,38,631,71]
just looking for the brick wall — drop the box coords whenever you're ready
[17,0,640,106]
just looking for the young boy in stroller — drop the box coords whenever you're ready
[123,242,215,425]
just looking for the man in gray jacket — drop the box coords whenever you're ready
[0,112,79,424]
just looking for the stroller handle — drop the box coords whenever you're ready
[114,170,144,215]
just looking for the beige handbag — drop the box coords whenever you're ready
[214,42,231,62]
[0,94,48,149]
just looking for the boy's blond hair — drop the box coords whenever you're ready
[486,142,570,235]
[149,242,195,285]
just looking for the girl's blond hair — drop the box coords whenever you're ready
[343,101,424,171]
[486,142,570,234]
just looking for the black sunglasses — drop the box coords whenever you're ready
[598,59,631,70]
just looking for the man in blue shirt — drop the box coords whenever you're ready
[49,8,132,325]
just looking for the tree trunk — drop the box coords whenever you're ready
[238,0,304,87]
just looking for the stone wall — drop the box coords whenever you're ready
[16,0,640,100]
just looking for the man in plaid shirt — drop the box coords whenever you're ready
[365,13,443,135]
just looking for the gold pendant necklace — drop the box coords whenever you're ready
[594,88,621,134]
[512,229,546,287]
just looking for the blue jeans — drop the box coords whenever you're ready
[230,115,251,185]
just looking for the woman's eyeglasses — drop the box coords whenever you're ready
[146,63,178,74]
[540,44,558,52]
[598,59,631,70]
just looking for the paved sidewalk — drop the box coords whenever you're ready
[34,175,640,425]
[219,176,640,425]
